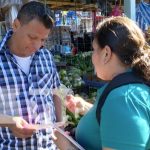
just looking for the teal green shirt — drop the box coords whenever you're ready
[76,83,150,150]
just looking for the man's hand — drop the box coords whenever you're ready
[8,117,35,138]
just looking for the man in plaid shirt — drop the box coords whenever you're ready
[0,1,62,149]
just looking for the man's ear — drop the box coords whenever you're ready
[103,45,112,64]
[12,18,21,32]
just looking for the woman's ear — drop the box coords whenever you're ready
[103,45,112,64]
[12,18,21,32]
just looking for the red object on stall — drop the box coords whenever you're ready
[72,47,77,55]
[110,5,122,16]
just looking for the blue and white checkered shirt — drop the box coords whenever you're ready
[0,30,61,149]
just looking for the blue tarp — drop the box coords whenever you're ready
[136,2,150,31]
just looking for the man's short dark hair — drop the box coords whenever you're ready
[17,1,54,29]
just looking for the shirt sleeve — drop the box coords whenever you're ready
[100,85,150,150]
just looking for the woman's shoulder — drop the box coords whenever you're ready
[107,83,150,107]
[110,83,149,95]
[98,82,149,98]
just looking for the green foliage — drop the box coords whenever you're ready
[66,109,82,127]
[64,51,94,76]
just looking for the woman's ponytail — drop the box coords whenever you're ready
[132,44,150,82]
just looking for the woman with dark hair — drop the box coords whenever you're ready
[54,16,150,150]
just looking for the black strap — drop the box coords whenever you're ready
[96,72,150,125]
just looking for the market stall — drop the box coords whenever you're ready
[0,0,149,131]
[39,0,150,130]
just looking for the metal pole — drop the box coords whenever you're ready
[124,0,136,21]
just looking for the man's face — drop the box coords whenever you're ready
[12,19,50,57]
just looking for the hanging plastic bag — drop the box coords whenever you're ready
[0,0,23,29]
[52,84,74,123]
[8,5,18,25]
[0,0,22,8]
[4,5,19,28]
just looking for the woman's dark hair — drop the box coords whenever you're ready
[95,16,150,81]
[17,1,54,29]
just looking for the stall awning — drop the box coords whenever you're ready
[39,0,97,11]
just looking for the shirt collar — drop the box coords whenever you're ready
[0,29,13,53]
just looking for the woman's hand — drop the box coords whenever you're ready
[66,95,93,115]
[65,95,85,115]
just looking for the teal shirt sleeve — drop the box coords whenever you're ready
[100,84,150,150]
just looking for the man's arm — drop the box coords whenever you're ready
[53,94,62,122]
